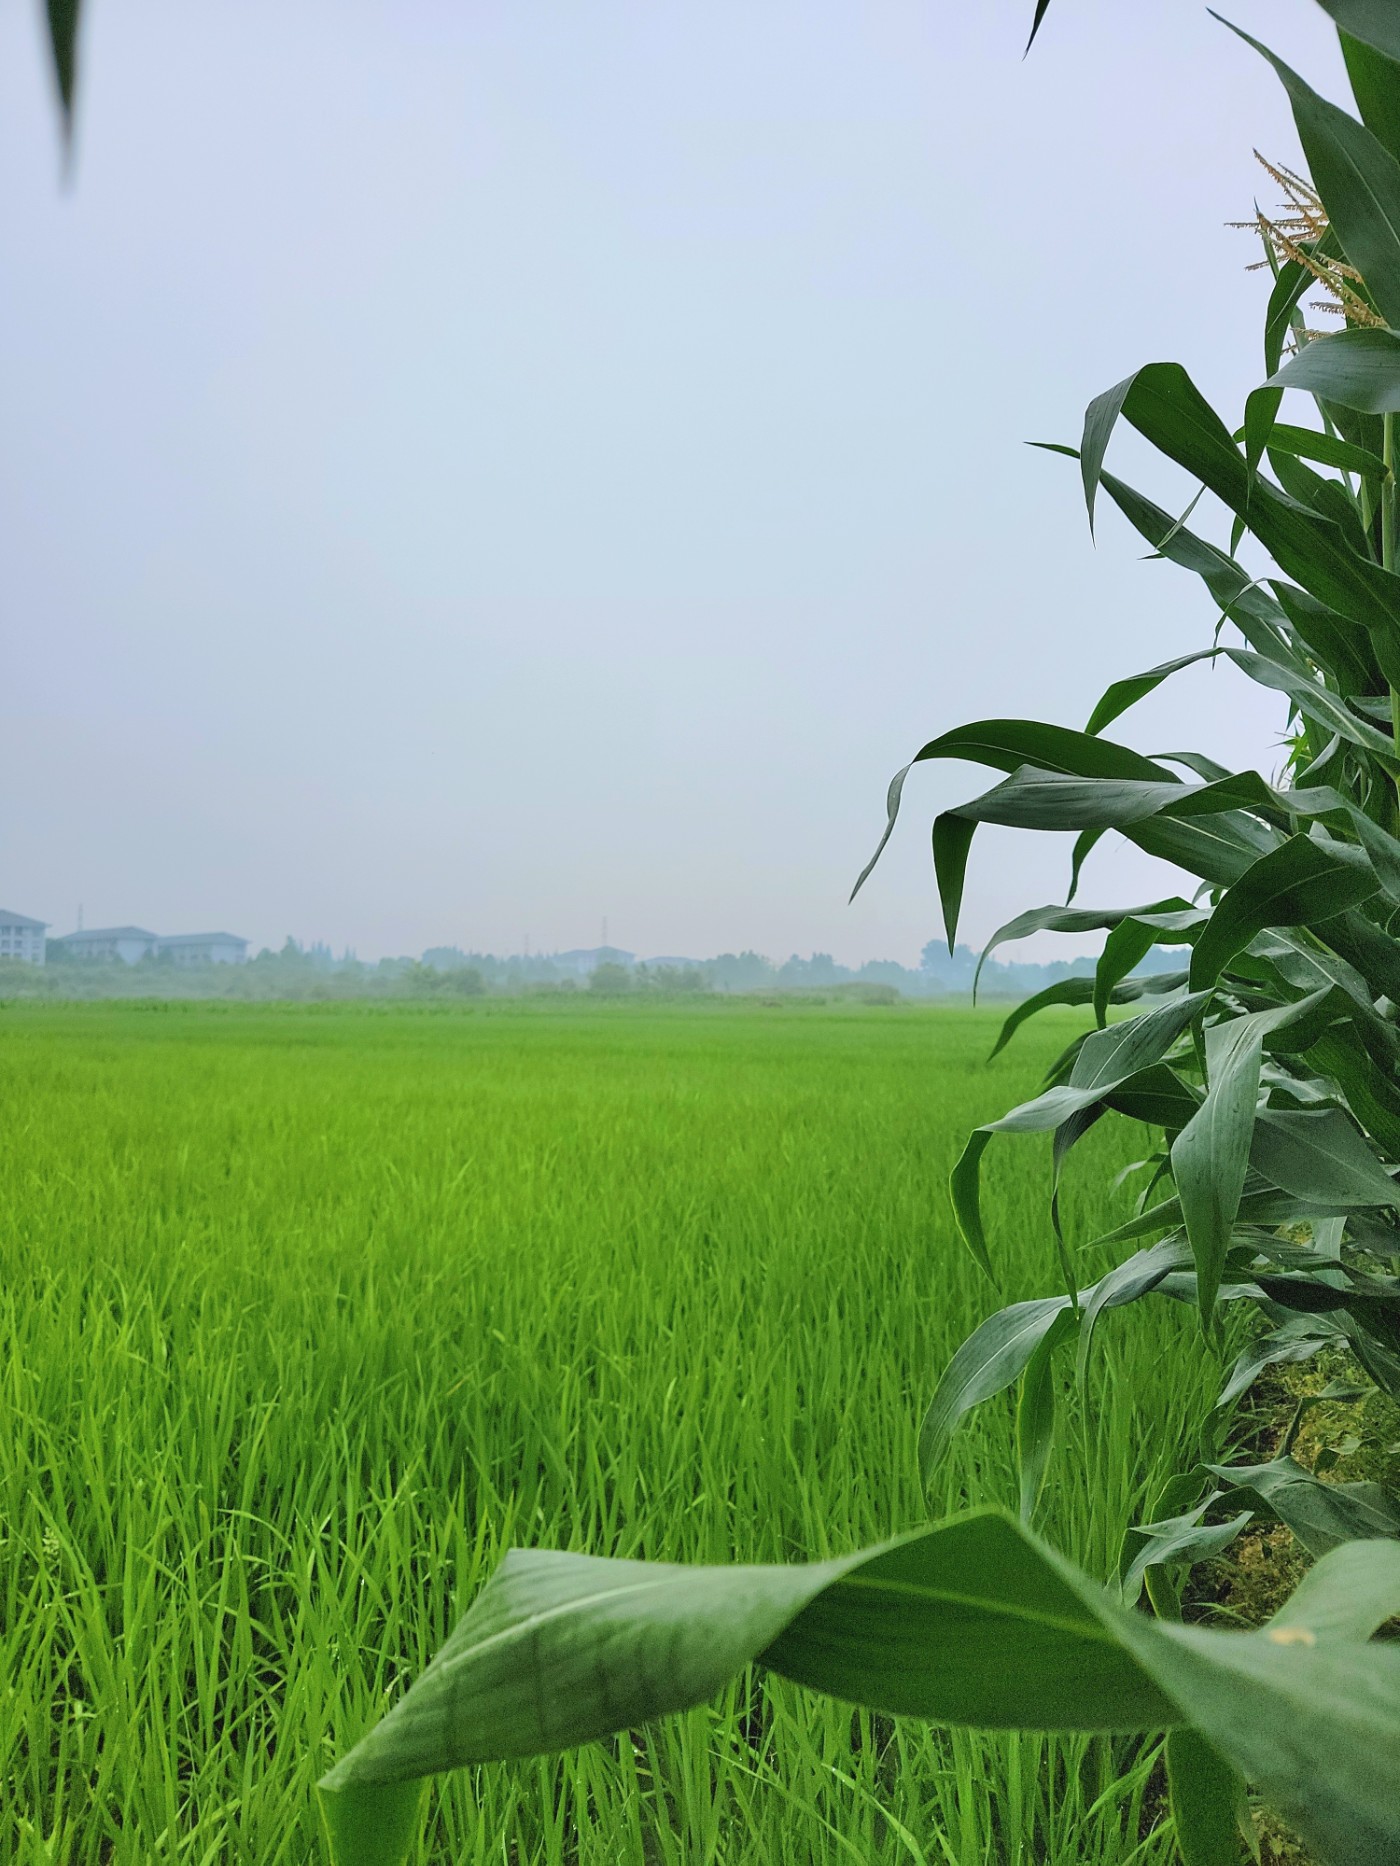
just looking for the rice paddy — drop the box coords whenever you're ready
[2,997,1225,1865]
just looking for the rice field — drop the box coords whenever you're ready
[1,997,1225,1866]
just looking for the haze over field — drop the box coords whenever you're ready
[1,1,1343,962]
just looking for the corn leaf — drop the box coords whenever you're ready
[318,1521,1400,1866]
[1269,328,1400,414]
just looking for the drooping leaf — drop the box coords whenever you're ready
[1083,361,1400,639]
[1096,469,1291,652]
[1075,1236,1196,1386]
[920,1297,1071,1481]
[1087,651,1222,737]
[317,1523,1400,1866]
[1189,836,1378,989]
[987,970,1186,1061]
[1268,328,1400,414]
[1094,915,1173,1028]
[1315,0,1400,73]
[1216,1314,1345,1411]
[1211,1454,1400,1556]
[1226,648,1400,768]
[1066,824,1104,901]
[46,0,81,144]
[1254,419,1390,480]
[852,721,1174,924]
[1121,1505,1253,1608]
[947,995,1209,1274]
[1103,1063,1203,1134]
[978,898,1197,980]
[1250,1106,1400,1210]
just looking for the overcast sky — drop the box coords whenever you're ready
[1,1,1346,963]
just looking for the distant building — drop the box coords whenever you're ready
[52,926,158,964]
[157,933,249,966]
[49,926,250,966]
[0,909,47,965]
[554,946,635,977]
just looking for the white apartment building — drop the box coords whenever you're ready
[156,933,249,966]
[0,910,47,965]
[51,926,159,963]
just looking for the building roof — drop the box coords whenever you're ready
[52,926,157,942]
[0,909,47,930]
[157,932,248,947]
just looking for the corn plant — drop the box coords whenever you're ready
[317,10,1400,1865]
[866,6,1400,1595]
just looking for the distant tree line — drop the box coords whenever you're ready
[3,933,1184,1004]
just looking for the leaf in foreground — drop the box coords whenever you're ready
[317,1513,1400,1866]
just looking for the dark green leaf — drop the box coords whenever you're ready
[1257,419,1389,479]
[1268,327,1400,414]
[1096,469,1290,652]
[852,721,1173,923]
[1017,1311,1072,1521]
[1216,1315,1344,1411]
[1085,362,1400,638]
[987,970,1186,1061]
[1244,382,1283,478]
[1076,1237,1196,1385]
[920,1297,1070,1481]
[948,996,1209,1275]
[1024,0,1052,54]
[1250,1106,1400,1209]
[1340,26,1400,166]
[1189,836,1378,989]
[1167,1727,1250,1866]
[1094,917,1166,1028]
[1121,1505,1252,1606]
[1173,1013,1273,1316]
[1270,582,1381,698]
[1226,647,1400,767]
[1086,651,1222,737]
[1212,1453,1400,1555]
[318,1525,1400,1866]
[46,0,81,141]
[1066,825,1104,901]
[1268,445,1374,557]
[1317,1,1400,68]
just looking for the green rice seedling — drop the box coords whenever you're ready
[3,998,1220,1865]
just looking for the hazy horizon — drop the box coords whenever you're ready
[3,2,1343,965]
